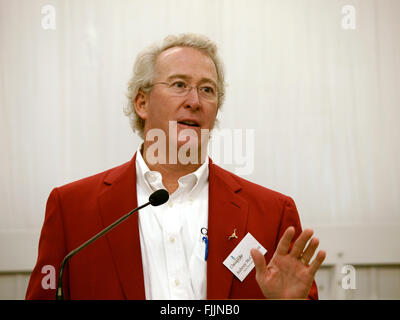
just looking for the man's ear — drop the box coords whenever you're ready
[134,90,148,120]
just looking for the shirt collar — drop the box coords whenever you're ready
[135,144,209,199]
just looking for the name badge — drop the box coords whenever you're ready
[223,232,267,282]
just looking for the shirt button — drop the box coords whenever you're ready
[174,279,180,286]
[168,201,173,208]
[169,235,175,243]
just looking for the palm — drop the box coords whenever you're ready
[251,227,326,299]
[256,249,314,299]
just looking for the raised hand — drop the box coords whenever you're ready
[250,227,326,299]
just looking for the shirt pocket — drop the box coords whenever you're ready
[188,238,208,299]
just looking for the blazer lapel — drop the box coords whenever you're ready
[207,160,249,299]
[97,153,146,299]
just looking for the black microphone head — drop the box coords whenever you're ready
[149,189,169,206]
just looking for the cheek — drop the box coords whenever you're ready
[153,90,179,110]
[147,95,173,122]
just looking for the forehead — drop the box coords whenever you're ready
[155,46,218,82]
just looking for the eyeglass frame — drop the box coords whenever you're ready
[147,80,222,103]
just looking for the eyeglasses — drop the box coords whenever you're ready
[150,80,220,103]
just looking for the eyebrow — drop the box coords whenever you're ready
[166,74,217,87]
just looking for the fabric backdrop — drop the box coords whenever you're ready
[1,0,399,240]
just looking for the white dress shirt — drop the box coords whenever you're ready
[136,146,209,299]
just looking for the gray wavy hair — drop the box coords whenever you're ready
[124,33,226,139]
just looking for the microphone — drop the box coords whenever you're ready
[149,188,169,206]
[55,189,169,300]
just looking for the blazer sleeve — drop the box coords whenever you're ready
[276,196,319,300]
[25,188,70,300]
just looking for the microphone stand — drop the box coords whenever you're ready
[55,202,151,300]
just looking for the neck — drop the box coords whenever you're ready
[140,142,207,194]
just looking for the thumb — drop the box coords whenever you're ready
[250,248,267,275]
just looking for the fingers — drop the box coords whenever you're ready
[275,226,295,256]
[289,228,314,258]
[300,237,319,264]
[309,250,326,276]
[290,228,326,276]
[250,248,267,275]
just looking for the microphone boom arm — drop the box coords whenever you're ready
[55,201,151,300]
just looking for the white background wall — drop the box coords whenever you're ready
[0,0,399,299]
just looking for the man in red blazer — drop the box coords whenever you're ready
[26,33,325,300]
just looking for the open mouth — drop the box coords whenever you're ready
[177,120,200,128]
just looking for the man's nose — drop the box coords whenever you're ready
[184,87,201,110]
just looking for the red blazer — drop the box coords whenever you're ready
[26,154,318,300]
